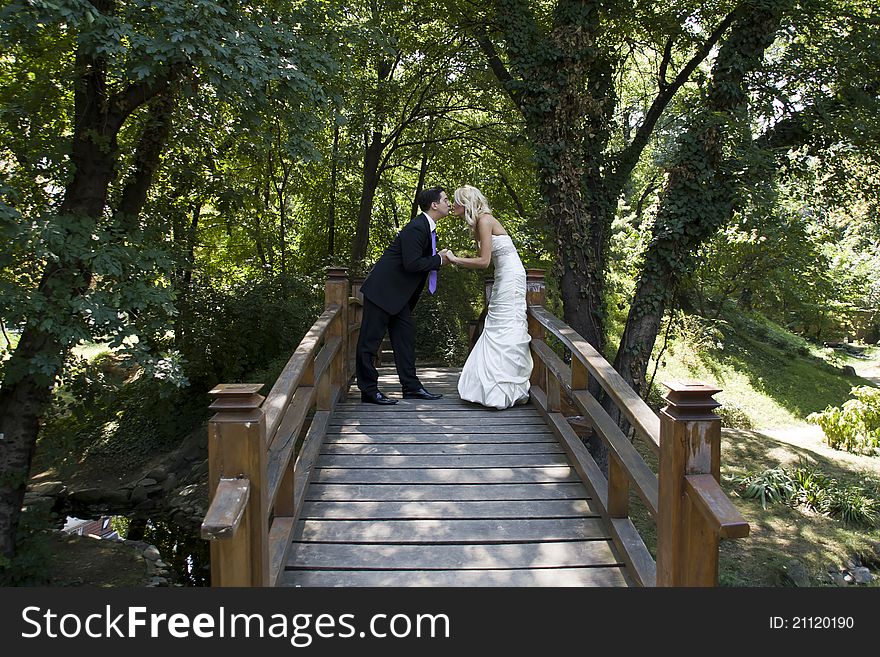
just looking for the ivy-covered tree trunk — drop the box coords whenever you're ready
[614,0,791,398]
[483,0,617,352]
[477,0,729,355]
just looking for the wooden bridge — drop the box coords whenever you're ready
[201,268,749,587]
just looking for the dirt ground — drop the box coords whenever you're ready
[40,533,149,587]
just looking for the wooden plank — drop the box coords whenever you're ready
[337,400,493,411]
[295,517,609,543]
[328,425,548,434]
[315,454,571,469]
[332,409,540,418]
[263,307,339,440]
[306,482,590,501]
[288,539,617,569]
[289,411,331,523]
[300,499,597,519]
[685,474,750,539]
[266,386,315,505]
[329,417,546,426]
[313,335,342,389]
[572,389,659,516]
[268,517,295,587]
[530,387,609,509]
[312,466,580,484]
[283,567,629,587]
[201,478,250,540]
[609,518,657,588]
[323,432,558,443]
[321,443,564,455]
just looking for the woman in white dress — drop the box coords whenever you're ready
[446,185,533,409]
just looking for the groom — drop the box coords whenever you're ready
[356,186,451,404]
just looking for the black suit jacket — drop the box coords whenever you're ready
[361,213,441,315]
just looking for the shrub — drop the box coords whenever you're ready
[825,486,878,527]
[715,398,754,429]
[179,274,322,389]
[807,386,880,454]
[791,464,834,513]
[733,463,878,527]
[412,265,481,366]
[732,467,796,508]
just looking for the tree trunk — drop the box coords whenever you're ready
[0,20,174,557]
[613,0,790,400]
[351,131,383,267]
[114,89,176,227]
[328,122,340,258]
[411,125,432,221]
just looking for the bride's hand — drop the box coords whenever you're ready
[446,250,456,265]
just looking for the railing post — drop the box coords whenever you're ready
[321,267,348,409]
[656,381,723,586]
[350,275,365,375]
[468,276,494,353]
[206,383,269,586]
[526,269,546,388]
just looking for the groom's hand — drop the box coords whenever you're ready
[439,249,449,265]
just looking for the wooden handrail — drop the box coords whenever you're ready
[201,478,250,540]
[523,270,748,587]
[685,474,750,539]
[202,267,351,587]
[263,305,341,444]
[528,305,661,451]
[531,338,659,517]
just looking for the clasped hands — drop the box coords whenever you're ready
[439,248,457,266]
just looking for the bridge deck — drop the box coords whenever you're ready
[282,367,632,586]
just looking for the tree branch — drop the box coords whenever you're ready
[613,9,739,190]
[473,27,522,109]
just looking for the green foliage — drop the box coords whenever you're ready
[143,518,209,587]
[807,386,880,455]
[825,485,878,527]
[0,504,55,586]
[179,274,322,390]
[412,266,482,366]
[732,467,797,509]
[714,398,755,430]
[732,463,878,527]
[791,463,834,512]
[39,369,207,472]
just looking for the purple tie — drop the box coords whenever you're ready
[428,230,437,294]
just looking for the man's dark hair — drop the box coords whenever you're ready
[416,186,445,212]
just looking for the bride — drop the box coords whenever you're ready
[446,185,533,409]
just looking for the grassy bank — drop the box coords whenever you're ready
[633,312,880,586]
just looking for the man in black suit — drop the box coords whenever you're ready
[356,186,451,404]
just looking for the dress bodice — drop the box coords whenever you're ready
[491,234,516,259]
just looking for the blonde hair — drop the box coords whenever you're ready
[453,185,492,240]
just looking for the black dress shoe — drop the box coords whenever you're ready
[402,387,443,400]
[361,391,398,405]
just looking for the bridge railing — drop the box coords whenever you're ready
[523,269,749,586]
[200,267,350,586]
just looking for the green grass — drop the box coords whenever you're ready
[649,314,878,429]
[624,312,880,586]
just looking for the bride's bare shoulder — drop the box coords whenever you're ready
[478,213,508,236]
[476,213,497,228]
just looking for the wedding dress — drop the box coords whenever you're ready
[458,234,533,409]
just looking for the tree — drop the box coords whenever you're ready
[0,0,332,559]
[464,0,737,353]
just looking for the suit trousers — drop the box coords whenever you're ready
[356,296,422,394]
